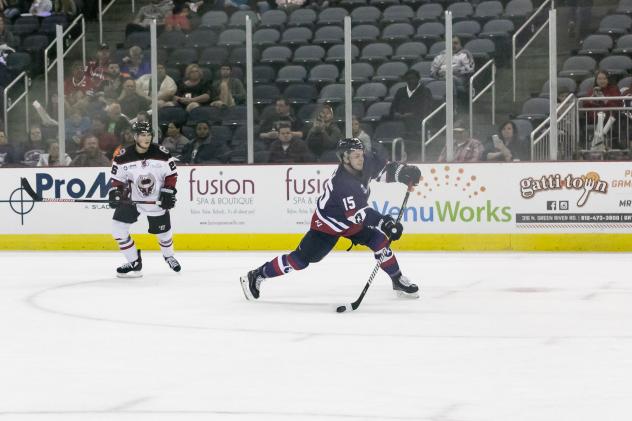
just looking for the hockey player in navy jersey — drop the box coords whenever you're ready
[109,121,181,277]
[240,137,421,300]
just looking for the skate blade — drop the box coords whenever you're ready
[239,275,254,301]
[116,271,143,278]
[394,290,419,299]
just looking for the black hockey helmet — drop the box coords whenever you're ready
[336,137,365,161]
[132,121,152,136]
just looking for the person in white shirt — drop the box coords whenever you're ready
[29,0,53,16]
[136,64,177,108]
[430,36,475,95]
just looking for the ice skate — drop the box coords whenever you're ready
[392,274,419,298]
[116,250,143,278]
[164,255,181,272]
[240,267,263,300]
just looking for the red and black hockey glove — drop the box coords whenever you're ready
[159,188,177,210]
[396,164,421,186]
[379,215,403,241]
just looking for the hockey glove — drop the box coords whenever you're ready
[108,188,124,208]
[379,215,403,241]
[159,188,177,210]
[397,164,421,186]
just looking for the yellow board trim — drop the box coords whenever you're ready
[2,234,632,251]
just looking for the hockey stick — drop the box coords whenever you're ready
[336,182,415,313]
[20,177,160,205]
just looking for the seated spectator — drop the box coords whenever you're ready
[484,120,529,162]
[430,36,475,95]
[268,123,311,163]
[91,114,119,157]
[175,64,211,112]
[87,43,111,87]
[0,129,16,167]
[136,64,177,107]
[37,141,72,166]
[65,107,91,153]
[126,0,172,36]
[305,103,341,159]
[102,63,125,100]
[22,125,46,166]
[584,70,623,120]
[105,102,131,136]
[54,0,77,16]
[164,3,191,32]
[438,122,483,162]
[352,116,371,150]
[118,79,149,118]
[70,134,111,166]
[64,61,96,96]
[161,121,189,159]
[29,0,52,16]
[120,46,151,79]
[391,69,432,143]
[259,96,303,144]
[210,64,245,109]
[181,121,231,163]
[0,16,17,49]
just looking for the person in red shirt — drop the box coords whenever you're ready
[164,4,191,32]
[64,61,96,96]
[86,43,112,87]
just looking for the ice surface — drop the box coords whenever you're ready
[0,251,631,420]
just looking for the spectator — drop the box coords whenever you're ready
[0,16,17,49]
[65,107,91,153]
[37,141,72,166]
[351,116,371,151]
[91,114,119,157]
[161,121,189,159]
[164,3,191,32]
[105,102,131,136]
[102,63,125,100]
[0,129,16,167]
[276,0,304,13]
[438,122,484,162]
[54,0,77,16]
[112,126,135,158]
[136,64,177,107]
[133,110,149,123]
[259,96,303,144]
[22,125,46,166]
[120,46,151,79]
[87,43,111,87]
[430,36,475,94]
[175,64,211,112]
[391,69,433,143]
[181,121,231,163]
[210,63,245,109]
[118,79,150,118]
[584,70,623,118]
[29,0,52,16]
[485,121,529,162]
[64,61,96,96]
[305,103,341,159]
[268,123,311,163]
[70,134,111,166]
[126,0,172,36]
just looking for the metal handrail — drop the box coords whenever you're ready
[529,93,577,160]
[3,72,30,136]
[421,102,446,162]
[98,0,118,44]
[391,137,406,161]
[468,59,496,138]
[512,0,551,101]
[44,14,86,105]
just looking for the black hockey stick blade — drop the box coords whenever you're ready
[20,178,42,201]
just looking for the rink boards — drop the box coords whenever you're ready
[2,162,632,251]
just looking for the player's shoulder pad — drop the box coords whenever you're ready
[149,143,172,160]
[113,148,129,164]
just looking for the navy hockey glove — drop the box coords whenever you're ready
[397,164,421,186]
[108,188,123,208]
[159,187,177,210]
[379,215,403,241]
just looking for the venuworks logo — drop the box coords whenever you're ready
[519,172,608,207]
[373,166,512,223]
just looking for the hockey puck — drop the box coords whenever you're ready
[336,305,347,313]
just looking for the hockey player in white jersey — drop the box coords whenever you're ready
[109,121,181,277]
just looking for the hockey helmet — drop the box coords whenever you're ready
[132,121,153,136]
[336,137,365,161]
